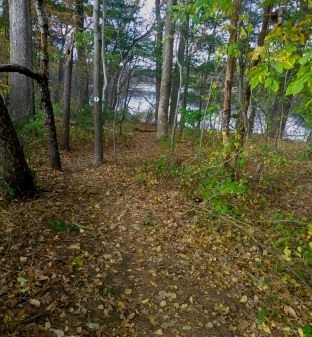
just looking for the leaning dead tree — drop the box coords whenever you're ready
[0,64,62,170]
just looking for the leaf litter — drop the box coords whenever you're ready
[0,128,311,336]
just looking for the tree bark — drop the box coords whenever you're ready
[169,19,188,125]
[240,5,272,140]
[35,0,62,170]
[93,0,103,166]
[75,0,89,116]
[222,0,240,148]
[267,73,293,140]
[9,0,34,120]
[179,30,191,136]
[0,63,62,170]
[102,0,108,110]
[0,94,35,197]
[154,0,163,123]
[62,32,75,151]
[157,0,176,139]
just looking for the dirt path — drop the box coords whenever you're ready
[0,130,310,337]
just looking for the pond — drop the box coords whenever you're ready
[128,84,310,142]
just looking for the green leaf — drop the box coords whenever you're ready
[271,78,279,92]
[17,276,27,284]
[3,314,10,323]
[271,62,283,73]
[250,76,259,90]
[286,81,304,95]
[86,323,100,330]
[264,77,272,89]
[257,308,270,323]
[304,325,312,336]
[73,257,83,266]
[280,61,293,70]
[299,53,311,65]
[240,26,247,39]
[182,325,192,330]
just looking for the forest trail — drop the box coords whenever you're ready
[0,127,311,337]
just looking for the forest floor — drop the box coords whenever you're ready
[0,124,311,337]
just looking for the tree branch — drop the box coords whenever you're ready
[0,64,45,82]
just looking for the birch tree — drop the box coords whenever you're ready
[62,31,75,151]
[93,0,103,166]
[154,0,163,123]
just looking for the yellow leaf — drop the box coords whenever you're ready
[68,243,80,250]
[240,295,248,303]
[251,46,265,61]
[39,275,49,281]
[149,316,157,326]
[117,301,125,309]
[153,329,163,335]
[240,26,247,39]
[141,299,149,304]
[262,323,271,333]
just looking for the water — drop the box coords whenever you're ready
[128,84,310,142]
[128,85,156,114]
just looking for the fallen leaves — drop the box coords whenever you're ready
[283,305,297,318]
[29,299,41,307]
[0,130,311,337]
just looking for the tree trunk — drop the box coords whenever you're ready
[102,0,108,111]
[75,0,89,116]
[93,0,103,166]
[35,0,62,170]
[55,30,67,103]
[154,0,163,123]
[157,0,176,139]
[247,98,257,136]
[179,33,191,136]
[222,0,239,146]
[267,70,293,140]
[169,19,187,125]
[0,94,35,197]
[221,0,239,175]
[62,32,75,151]
[239,5,272,142]
[9,0,34,120]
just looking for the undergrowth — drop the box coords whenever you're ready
[140,150,249,216]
